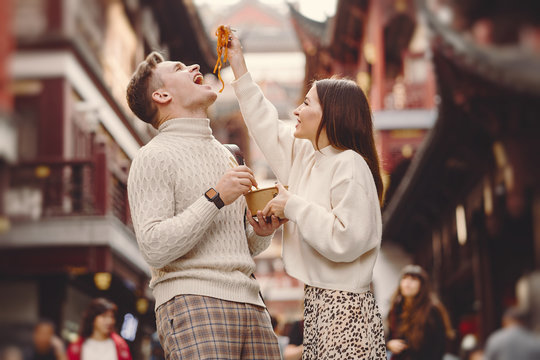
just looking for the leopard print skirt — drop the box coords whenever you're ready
[303,285,387,359]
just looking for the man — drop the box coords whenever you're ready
[126,52,284,359]
[484,306,540,360]
[25,320,67,360]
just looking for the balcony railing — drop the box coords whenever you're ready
[385,80,432,110]
[2,153,132,228]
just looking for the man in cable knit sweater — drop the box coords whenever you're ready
[126,52,284,359]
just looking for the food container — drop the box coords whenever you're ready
[244,186,287,215]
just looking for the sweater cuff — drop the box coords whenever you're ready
[244,223,272,257]
[284,194,305,223]
[191,195,221,219]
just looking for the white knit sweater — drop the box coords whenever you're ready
[233,73,382,294]
[127,118,270,309]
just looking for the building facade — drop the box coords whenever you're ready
[0,0,16,166]
[0,0,215,357]
[383,0,540,346]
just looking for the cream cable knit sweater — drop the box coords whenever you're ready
[128,118,269,309]
[233,73,382,294]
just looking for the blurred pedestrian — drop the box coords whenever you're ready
[66,298,131,360]
[461,345,483,360]
[228,29,387,359]
[1,346,24,360]
[149,333,164,360]
[283,320,303,360]
[484,306,540,360]
[25,319,66,360]
[270,315,289,359]
[458,333,481,360]
[126,51,283,358]
[386,265,455,360]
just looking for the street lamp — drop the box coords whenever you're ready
[94,272,111,291]
[456,204,467,246]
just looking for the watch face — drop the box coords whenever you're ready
[206,188,218,199]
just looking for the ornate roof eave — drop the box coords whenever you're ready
[183,0,217,72]
[417,0,540,97]
[381,116,441,241]
[380,97,491,244]
[383,2,540,243]
[151,0,216,73]
[328,0,368,61]
[223,0,285,25]
[287,3,330,47]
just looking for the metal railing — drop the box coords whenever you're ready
[2,153,131,228]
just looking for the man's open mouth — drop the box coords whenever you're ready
[194,74,204,85]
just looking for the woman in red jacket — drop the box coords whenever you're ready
[67,298,132,360]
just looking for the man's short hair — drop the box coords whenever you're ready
[126,51,165,125]
[34,318,55,332]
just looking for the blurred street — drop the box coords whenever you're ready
[0,0,539,359]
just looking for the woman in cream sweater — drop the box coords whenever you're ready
[228,31,387,359]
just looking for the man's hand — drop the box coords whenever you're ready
[261,183,290,219]
[215,165,257,205]
[247,209,288,236]
[226,26,248,79]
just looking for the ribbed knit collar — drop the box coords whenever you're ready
[314,145,343,160]
[158,118,213,139]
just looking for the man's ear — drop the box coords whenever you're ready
[152,89,172,105]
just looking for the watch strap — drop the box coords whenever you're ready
[205,188,225,209]
[212,194,225,209]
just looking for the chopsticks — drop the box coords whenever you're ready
[228,155,238,168]
[229,155,258,190]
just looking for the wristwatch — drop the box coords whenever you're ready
[204,188,225,209]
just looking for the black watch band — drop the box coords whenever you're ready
[204,188,225,209]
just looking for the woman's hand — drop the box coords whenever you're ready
[247,209,288,236]
[225,26,248,79]
[262,183,290,219]
[387,339,408,354]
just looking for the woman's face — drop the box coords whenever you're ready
[93,310,116,338]
[400,275,421,298]
[293,84,327,148]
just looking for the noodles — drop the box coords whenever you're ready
[214,25,231,93]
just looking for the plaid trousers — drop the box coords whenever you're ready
[156,294,281,360]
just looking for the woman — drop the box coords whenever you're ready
[386,265,455,360]
[67,298,131,360]
[228,31,386,359]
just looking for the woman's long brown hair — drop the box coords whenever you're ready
[387,266,455,351]
[314,78,384,206]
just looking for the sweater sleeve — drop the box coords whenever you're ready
[127,148,220,269]
[232,72,296,184]
[284,178,380,263]
[245,220,273,257]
